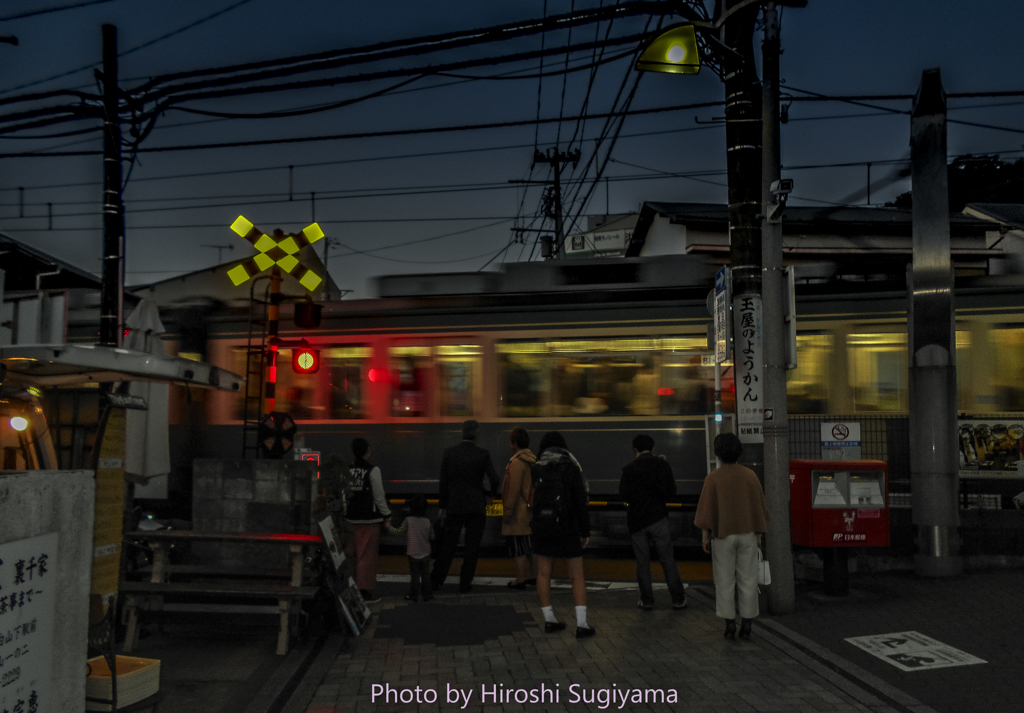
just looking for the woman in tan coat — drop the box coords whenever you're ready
[694,432,769,640]
[502,428,537,588]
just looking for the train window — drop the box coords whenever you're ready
[990,328,1024,410]
[788,334,832,414]
[391,345,431,417]
[847,333,907,412]
[498,337,711,417]
[436,345,481,417]
[229,345,369,421]
[326,346,371,419]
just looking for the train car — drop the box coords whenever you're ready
[180,255,1024,506]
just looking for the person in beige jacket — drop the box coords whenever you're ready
[694,432,769,640]
[502,428,537,589]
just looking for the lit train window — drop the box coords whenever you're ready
[788,334,833,414]
[847,333,907,412]
[990,328,1024,410]
[230,345,370,420]
[437,345,481,418]
[391,346,431,417]
[497,337,715,418]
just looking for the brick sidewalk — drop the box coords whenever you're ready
[302,581,888,713]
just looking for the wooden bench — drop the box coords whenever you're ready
[121,531,324,655]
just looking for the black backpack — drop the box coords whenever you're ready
[530,457,575,538]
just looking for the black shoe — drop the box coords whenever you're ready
[507,580,528,590]
[544,621,566,634]
[672,599,688,610]
[739,619,752,639]
[360,590,381,604]
[637,600,654,611]
[524,578,537,586]
[576,625,597,639]
[724,620,736,639]
[459,584,473,594]
[403,595,417,602]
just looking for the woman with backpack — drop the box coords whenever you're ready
[531,431,595,639]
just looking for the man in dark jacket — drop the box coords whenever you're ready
[432,420,499,592]
[618,434,687,610]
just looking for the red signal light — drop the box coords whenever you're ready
[368,368,379,383]
[292,348,320,374]
[657,387,675,396]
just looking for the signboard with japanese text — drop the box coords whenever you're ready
[957,419,1023,479]
[0,532,58,713]
[845,631,985,672]
[821,422,862,460]
[734,294,763,443]
[565,229,631,257]
[714,267,730,364]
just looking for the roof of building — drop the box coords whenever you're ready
[963,203,1024,231]
[0,232,103,292]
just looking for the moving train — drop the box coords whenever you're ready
[176,254,1024,502]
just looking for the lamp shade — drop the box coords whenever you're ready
[635,24,700,75]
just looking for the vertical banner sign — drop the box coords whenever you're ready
[714,267,730,364]
[0,532,58,713]
[735,294,764,443]
[93,408,126,610]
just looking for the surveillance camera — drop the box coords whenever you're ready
[770,178,794,197]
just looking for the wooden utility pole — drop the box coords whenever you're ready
[100,24,125,346]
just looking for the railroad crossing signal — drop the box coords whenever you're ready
[226,215,325,292]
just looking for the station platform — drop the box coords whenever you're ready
[294,566,1021,713]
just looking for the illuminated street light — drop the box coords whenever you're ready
[10,416,29,431]
[226,215,325,292]
[634,24,700,75]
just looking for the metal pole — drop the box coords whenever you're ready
[909,68,961,578]
[265,265,283,414]
[552,157,565,258]
[100,24,125,347]
[760,2,795,614]
[722,0,764,479]
[322,237,330,300]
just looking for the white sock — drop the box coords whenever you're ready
[575,605,588,628]
[542,606,557,623]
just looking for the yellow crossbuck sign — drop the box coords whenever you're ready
[226,215,325,292]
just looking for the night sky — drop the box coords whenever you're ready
[1,1,1022,298]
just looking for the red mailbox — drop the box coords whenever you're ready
[790,459,890,548]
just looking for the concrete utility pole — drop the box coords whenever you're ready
[99,24,125,347]
[759,1,795,614]
[533,147,580,258]
[720,0,764,475]
[908,68,962,578]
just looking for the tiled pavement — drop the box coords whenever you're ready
[302,580,903,713]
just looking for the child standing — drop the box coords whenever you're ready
[387,494,434,602]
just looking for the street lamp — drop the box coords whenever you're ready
[635,24,701,75]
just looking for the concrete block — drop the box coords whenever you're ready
[221,500,248,520]
[254,479,280,502]
[0,471,94,713]
[193,476,221,499]
[222,477,255,500]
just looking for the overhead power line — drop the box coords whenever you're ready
[0,0,118,22]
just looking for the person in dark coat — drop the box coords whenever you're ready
[532,431,595,639]
[431,420,499,593]
[618,434,687,611]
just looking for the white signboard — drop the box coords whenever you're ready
[734,294,763,443]
[821,422,862,460]
[0,532,58,713]
[565,230,631,256]
[845,631,986,672]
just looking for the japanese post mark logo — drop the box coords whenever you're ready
[832,424,850,440]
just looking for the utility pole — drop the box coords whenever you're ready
[720,0,764,476]
[533,147,580,258]
[760,1,795,614]
[908,68,961,578]
[99,24,125,347]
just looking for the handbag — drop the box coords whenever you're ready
[757,548,772,587]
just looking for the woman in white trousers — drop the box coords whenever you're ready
[694,432,769,640]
